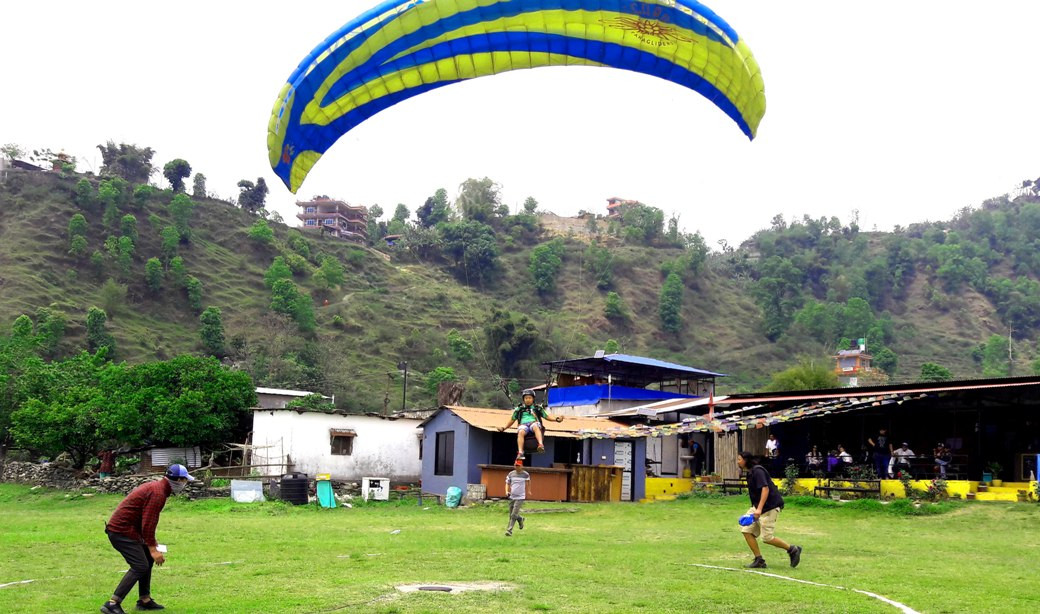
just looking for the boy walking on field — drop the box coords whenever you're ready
[738,451,802,569]
[505,460,530,537]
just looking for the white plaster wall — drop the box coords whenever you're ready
[252,411,422,481]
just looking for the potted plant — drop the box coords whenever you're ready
[987,462,1004,487]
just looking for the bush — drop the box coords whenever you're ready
[605,291,628,321]
[199,307,226,358]
[248,219,275,244]
[144,258,163,293]
[185,276,203,312]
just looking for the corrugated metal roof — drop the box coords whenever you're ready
[603,395,730,417]
[426,406,633,439]
[255,387,318,397]
[542,353,725,379]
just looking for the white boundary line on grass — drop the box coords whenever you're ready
[0,580,34,589]
[688,564,921,614]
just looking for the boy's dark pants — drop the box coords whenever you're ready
[507,499,524,531]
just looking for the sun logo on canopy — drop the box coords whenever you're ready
[605,15,694,47]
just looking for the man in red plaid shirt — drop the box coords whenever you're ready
[100,464,193,614]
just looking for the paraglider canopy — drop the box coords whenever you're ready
[268,0,766,193]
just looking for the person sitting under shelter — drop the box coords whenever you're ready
[933,443,952,478]
[805,446,824,474]
[891,442,916,477]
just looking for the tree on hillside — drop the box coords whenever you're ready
[192,173,207,199]
[160,226,180,263]
[145,258,164,293]
[457,177,501,223]
[751,256,805,341]
[264,257,293,288]
[920,362,952,382]
[604,339,620,354]
[185,276,203,313]
[981,334,1011,377]
[620,203,665,245]
[199,307,226,358]
[237,178,269,214]
[764,359,839,392]
[424,366,458,396]
[119,214,138,245]
[1,143,24,160]
[313,256,345,292]
[248,218,275,244]
[585,245,614,290]
[446,329,474,363]
[96,141,154,183]
[68,214,88,248]
[35,307,66,359]
[872,347,898,375]
[658,272,683,333]
[604,291,628,321]
[86,307,115,354]
[523,196,538,215]
[529,239,565,295]
[439,219,500,285]
[484,309,538,376]
[74,179,97,211]
[163,159,192,192]
[168,193,195,241]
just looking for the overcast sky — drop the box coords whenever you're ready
[3,1,1039,247]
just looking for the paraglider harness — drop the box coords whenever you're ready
[515,404,548,453]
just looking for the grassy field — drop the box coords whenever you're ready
[1,485,1038,613]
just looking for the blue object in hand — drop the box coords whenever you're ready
[738,513,755,527]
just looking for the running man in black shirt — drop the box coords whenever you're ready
[738,451,802,569]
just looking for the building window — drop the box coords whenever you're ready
[330,429,355,455]
[434,431,454,476]
[305,207,316,213]
[324,218,335,225]
[305,219,317,226]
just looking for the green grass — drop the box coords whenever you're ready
[1,484,1038,613]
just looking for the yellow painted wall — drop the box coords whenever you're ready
[644,476,1035,502]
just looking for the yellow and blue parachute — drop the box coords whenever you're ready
[268,0,766,193]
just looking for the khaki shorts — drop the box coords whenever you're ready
[740,508,780,541]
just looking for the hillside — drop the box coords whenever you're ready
[1,169,1038,411]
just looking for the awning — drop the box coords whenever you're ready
[329,429,356,437]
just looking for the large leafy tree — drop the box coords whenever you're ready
[237,178,269,214]
[163,159,192,192]
[529,239,565,295]
[456,177,501,223]
[484,309,538,376]
[658,272,683,333]
[439,220,499,285]
[96,141,155,183]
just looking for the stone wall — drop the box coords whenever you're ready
[1,461,214,498]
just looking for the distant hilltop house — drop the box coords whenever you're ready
[834,340,873,387]
[606,197,641,219]
[296,196,368,242]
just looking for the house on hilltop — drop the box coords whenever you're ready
[296,196,368,242]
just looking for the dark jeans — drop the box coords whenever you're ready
[108,531,154,601]
[874,453,891,477]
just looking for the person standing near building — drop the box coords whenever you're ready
[504,460,530,537]
[738,451,802,569]
[868,427,892,478]
[690,440,705,476]
[100,464,194,614]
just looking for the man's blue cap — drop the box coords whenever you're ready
[165,464,196,481]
